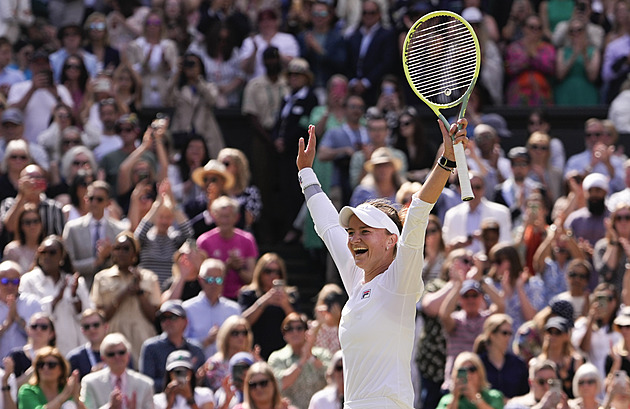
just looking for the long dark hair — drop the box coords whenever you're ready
[17,204,44,245]
[177,135,210,182]
[177,53,206,89]
[35,235,75,275]
[204,21,235,61]
[69,169,95,208]
[60,54,89,92]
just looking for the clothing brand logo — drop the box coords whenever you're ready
[361,289,371,299]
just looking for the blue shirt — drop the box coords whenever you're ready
[183,294,240,357]
[0,67,25,87]
[138,333,205,393]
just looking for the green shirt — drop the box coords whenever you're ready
[18,384,74,409]
[436,388,505,409]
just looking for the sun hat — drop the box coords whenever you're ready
[191,159,234,189]
[339,203,400,236]
[363,147,403,173]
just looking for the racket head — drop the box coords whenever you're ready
[402,10,481,110]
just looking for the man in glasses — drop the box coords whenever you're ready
[565,118,624,193]
[139,300,205,393]
[67,309,110,379]
[183,258,240,358]
[0,260,42,359]
[0,108,49,171]
[63,181,128,289]
[81,332,154,409]
[439,278,504,392]
[505,359,565,409]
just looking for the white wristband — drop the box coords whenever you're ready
[298,168,321,193]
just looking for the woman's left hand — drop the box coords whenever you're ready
[438,118,468,162]
[297,125,317,171]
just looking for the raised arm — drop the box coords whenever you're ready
[418,119,468,204]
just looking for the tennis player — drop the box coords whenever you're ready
[296,119,468,409]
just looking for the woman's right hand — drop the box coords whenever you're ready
[297,125,316,171]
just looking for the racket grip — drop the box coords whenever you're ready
[454,142,474,201]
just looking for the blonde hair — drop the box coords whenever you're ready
[217,148,251,192]
[243,362,282,409]
[215,316,253,359]
[450,352,490,391]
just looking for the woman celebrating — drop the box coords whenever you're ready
[297,117,468,408]
[204,316,253,391]
[17,347,84,409]
[154,350,215,409]
[239,253,298,360]
[436,351,504,409]
[3,204,43,273]
[91,231,161,361]
[235,362,297,409]
[19,236,91,356]
[594,203,630,291]
[473,314,529,398]
[0,140,32,202]
[9,313,56,387]
[568,363,602,409]
[268,313,329,409]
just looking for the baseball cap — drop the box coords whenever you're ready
[459,279,482,295]
[158,300,186,318]
[1,108,24,125]
[165,350,193,371]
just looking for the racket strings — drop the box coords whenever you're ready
[405,16,478,105]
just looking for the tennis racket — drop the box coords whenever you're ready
[402,10,480,201]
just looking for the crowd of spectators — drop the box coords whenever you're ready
[0,0,630,409]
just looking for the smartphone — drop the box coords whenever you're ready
[457,368,468,384]
[549,379,562,393]
[383,84,395,96]
[614,370,627,385]
[273,279,285,289]
[597,295,608,309]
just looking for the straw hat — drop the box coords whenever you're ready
[363,147,402,173]
[287,58,314,85]
[191,159,234,189]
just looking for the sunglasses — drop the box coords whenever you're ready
[553,247,569,254]
[0,278,20,286]
[334,365,343,372]
[460,366,478,373]
[263,268,281,275]
[62,139,81,146]
[462,292,480,299]
[30,323,50,331]
[545,328,564,336]
[88,196,106,203]
[230,329,248,337]
[159,314,181,322]
[426,228,439,235]
[312,10,329,17]
[459,258,473,265]
[73,160,90,167]
[64,64,81,70]
[21,218,41,226]
[568,271,588,279]
[248,379,270,389]
[362,9,379,15]
[615,215,630,222]
[105,349,127,358]
[9,155,27,160]
[204,176,219,184]
[36,361,60,369]
[146,19,162,26]
[89,22,106,31]
[183,60,198,68]
[202,276,224,285]
[578,379,597,386]
[119,127,134,132]
[112,245,131,252]
[527,24,542,30]
[529,144,549,151]
[586,132,602,137]
[81,322,101,330]
[569,27,584,34]
[284,325,306,333]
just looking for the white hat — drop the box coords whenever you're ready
[582,173,609,192]
[462,7,483,24]
[339,203,400,236]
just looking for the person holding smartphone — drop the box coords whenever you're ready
[153,350,214,409]
[437,351,504,409]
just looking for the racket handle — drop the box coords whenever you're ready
[454,142,474,201]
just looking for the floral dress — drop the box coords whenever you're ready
[505,40,556,106]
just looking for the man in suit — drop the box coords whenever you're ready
[345,0,396,106]
[443,172,513,254]
[63,181,128,288]
[67,309,109,380]
[80,333,154,409]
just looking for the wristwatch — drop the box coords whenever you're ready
[438,156,456,169]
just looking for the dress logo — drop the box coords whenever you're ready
[361,289,371,299]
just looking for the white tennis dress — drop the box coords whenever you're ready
[303,169,428,409]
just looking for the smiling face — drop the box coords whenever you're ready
[346,215,396,277]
